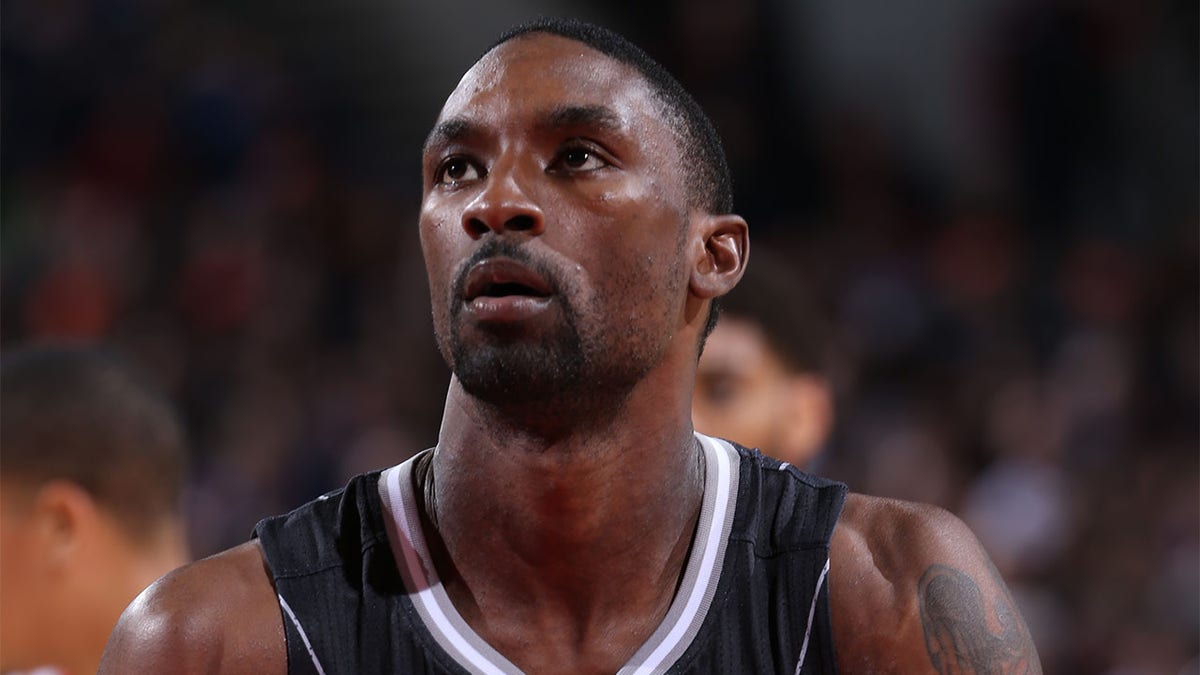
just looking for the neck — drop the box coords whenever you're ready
[423,375,705,633]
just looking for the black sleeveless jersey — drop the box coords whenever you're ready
[254,433,847,674]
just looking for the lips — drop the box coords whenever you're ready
[462,258,553,302]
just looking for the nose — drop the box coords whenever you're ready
[461,160,545,239]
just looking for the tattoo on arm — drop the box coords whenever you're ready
[917,564,1040,674]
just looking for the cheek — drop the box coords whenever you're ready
[418,207,449,263]
[0,516,42,644]
[570,196,685,296]
[575,172,685,237]
[418,214,458,303]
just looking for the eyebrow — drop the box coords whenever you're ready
[422,104,626,156]
[423,117,479,155]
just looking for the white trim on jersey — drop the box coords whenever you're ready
[377,432,742,675]
[616,433,739,674]
[279,593,328,675]
[794,557,831,674]
[380,461,519,675]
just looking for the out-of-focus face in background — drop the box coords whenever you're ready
[0,346,191,675]
[692,315,833,469]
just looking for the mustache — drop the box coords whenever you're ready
[450,239,563,302]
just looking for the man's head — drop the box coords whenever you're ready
[691,255,835,468]
[0,344,189,673]
[419,18,747,419]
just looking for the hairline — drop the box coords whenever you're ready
[478,28,728,215]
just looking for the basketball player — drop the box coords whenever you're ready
[100,18,1041,673]
[692,254,835,471]
[1,345,190,675]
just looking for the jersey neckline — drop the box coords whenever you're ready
[376,432,741,675]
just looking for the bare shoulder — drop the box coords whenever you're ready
[829,493,1041,674]
[99,540,285,674]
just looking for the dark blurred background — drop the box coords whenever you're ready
[2,0,1196,671]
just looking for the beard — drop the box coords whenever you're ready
[435,239,666,413]
[450,291,590,406]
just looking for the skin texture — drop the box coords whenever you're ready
[692,316,834,468]
[99,541,285,674]
[0,480,188,675]
[99,30,1041,674]
[830,496,1041,673]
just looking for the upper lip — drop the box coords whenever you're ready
[462,258,553,301]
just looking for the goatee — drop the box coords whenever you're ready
[444,239,590,406]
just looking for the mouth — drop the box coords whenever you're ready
[462,258,554,302]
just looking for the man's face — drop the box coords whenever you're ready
[419,34,694,407]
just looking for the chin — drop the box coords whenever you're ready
[453,340,584,403]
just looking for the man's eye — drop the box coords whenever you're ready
[437,157,482,184]
[553,146,609,172]
[698,375,739,407]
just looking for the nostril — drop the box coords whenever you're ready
[464,218,490,238]
[506,214,537,232]
[462,211,541,238]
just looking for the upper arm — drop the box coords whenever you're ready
[99,540,287,675]
[829,495,1041,674]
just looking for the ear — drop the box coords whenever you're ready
[32,480,99,569]
[777,375,834,469]
[689,212,749,300]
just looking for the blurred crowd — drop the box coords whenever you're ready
[2,0,1196,672]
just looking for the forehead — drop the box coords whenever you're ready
[700,318,783,371]
[433,33,668,143]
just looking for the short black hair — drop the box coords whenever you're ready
[1,344,188,544]
[487,17,735,338]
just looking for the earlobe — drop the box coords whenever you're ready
[690,212,749,300]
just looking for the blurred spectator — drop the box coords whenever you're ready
[0,344,190,675]
[692,252,834,470]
